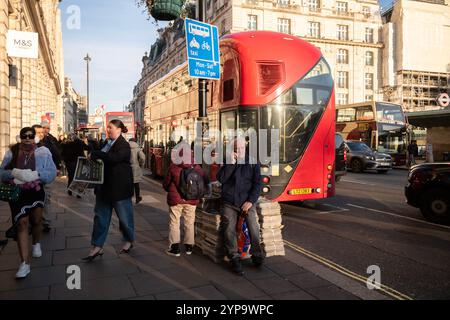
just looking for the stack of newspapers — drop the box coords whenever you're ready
[195,208,225,263]
[256,200,285,257]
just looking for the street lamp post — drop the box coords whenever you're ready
[197,0,209,146]
[84,53,92,118]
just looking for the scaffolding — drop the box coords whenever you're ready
[399,70,450,112]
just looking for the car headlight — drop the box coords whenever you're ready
[365,156,375,161]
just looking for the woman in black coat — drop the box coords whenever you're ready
[83,120,135,261]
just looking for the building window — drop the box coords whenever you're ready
[337,71,348,89]
[365,51,374,66]
[248,15,257,30]
[337,49,348,64]
[307,22,320,38]
[221,19,226,35]
[362,6,371,17]
[337,93,348,105]
[277,0,289,7]
[365,73,374,90]
[278,18,291,34]
[337,25,349,41]
[308,0,320,12]
[365,28,374,43]
[336,2,348,14]
[365,94,373,101]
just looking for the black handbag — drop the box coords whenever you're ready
[5,224,17,240]
[0,183,21,202]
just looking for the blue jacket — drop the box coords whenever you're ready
[217,162,262,208]
[0,146,57,185]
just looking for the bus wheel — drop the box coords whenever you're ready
[351,159,363,173]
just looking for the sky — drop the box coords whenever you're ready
[60,0,393,115]
[60,0,168,114]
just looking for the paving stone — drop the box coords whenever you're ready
[286,272,333,290]
[305,285,360,300]
[250,276,302,296]
[132,254,179,271]
[66,236,92,249]
[0,286,50,300]
[252,295,273,300]
[156,267,211,289]
[214,280,267,299]
[135,231,164,242]
[52,246,117,265]
[127,295,156,300]
[55,226,93,238]
[64,218,92,228]
[0,266,66,292]
[155,285,226,300]
[0,249,53,271]
[40,236,66,251]
[128,272,179,296]
[265,261,308,277]
[242,265,279,280]
[272,290,316,300]
[77,258,141,281]
[50,275,136,300]
[111,242,154,257]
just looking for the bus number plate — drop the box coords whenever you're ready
[290,188,313,195]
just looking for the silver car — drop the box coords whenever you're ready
[346,141,392,174]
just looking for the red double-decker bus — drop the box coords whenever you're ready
[105,112,136,141]
[146,31,335,201]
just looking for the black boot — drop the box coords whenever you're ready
[166,243,181,257]
[231,258,244,276]
[252,256,264,268]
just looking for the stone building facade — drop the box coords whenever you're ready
[0,0,64,158]
[131,0,384,128]
[381,0,450,112]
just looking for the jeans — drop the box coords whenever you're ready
[221,203,264,260]
[91,196,134,247]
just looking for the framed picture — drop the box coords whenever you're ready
[73,157,104,184]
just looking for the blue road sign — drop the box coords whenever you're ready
[185,18,220,80]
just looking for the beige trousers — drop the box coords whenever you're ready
[169,204,196,246]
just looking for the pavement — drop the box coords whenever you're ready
[0,175,391,300]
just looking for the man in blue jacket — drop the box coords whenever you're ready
[217,137,264,275]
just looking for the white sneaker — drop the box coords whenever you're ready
[16,262,30,279]
[32,243,42,258]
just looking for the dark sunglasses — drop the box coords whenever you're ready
[20,133,35,140]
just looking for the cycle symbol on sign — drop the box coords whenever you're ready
[201,42,211,51]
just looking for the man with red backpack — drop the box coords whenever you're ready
[163,142,209,256]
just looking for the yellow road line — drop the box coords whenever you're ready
[284,240,413,300]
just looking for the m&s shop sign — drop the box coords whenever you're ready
[7,30,39,59]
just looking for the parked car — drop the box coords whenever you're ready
[335,133,347,182]
[346,141,392,174]
[405,163,450,225]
